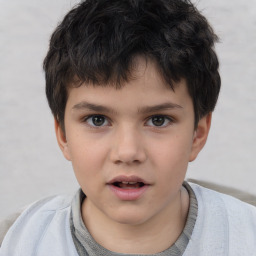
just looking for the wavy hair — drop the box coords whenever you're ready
[44,0,221,128]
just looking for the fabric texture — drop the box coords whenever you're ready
[183,184,256,256]
[0,195,78,256]
[0,208,25,247]
[1,183,256,255]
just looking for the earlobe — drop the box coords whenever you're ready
[54,119,71,161]
[189,113,212,162]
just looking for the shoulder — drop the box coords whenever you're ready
[0,194,76,256]
[7,194,72,230]
[23,194,72,214]
[190,182,256,220]
[188,179,256,206]
[0,209,24,246]
[183,182,256,255]
[187,182,256,255]
[190,182,256,216]
[5,194,72,232]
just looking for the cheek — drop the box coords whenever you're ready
[150,135,193,177]
[67,135,108,184]
[67,129,107,162]
[153,133,192,158]
[151,139,191,201]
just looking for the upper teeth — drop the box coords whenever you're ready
[122,181,137,184]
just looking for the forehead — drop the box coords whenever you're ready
[66,57,192,112]
[69,56,176,91]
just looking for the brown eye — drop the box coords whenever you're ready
[86,115,108,127]
[146,115,172,127]
[152,116,166,126]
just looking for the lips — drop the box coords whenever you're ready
[108,175,148,188]
[107,175,150,200]
[114,181,144,189]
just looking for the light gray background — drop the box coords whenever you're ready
[0,0,255,219]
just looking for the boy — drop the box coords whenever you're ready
[1,0,256,255]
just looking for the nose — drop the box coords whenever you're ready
[110,126,147,165]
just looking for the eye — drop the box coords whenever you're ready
[84,115,109,127]
[146,115,173,127]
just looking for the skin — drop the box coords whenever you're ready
[55,58,211,254]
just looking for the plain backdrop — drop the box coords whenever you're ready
[0,0,256,219]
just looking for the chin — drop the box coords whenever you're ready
[108,208,151,226]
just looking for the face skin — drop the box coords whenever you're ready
[55,58,211,254]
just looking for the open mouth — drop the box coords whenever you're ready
[108,176,149,200]
[113,181,145,189]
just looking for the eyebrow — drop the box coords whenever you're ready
[138,102,183,114]
[72,102,117,114]
[72,101,182,114]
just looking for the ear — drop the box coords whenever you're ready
[54,119,71,161]
[189,113,212,162]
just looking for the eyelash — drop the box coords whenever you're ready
[145,115,174,127]
[82,114,174,128]
[83,115,110,128]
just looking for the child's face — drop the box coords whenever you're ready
[56,58,210,226]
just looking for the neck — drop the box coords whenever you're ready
[82,186,189,254]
